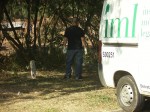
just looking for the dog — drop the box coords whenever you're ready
[30,60,36,79]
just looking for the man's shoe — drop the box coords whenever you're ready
[63,75,71,79]
[75,76,83,80]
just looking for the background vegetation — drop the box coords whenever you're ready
[0,0,104,73]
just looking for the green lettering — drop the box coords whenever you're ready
[103,3,138,38]
[111,18,129,38]
[105,20,108,37]
[104,4,110,38]
[132,4,138,37]
[105,4,110,14]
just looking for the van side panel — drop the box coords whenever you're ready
[99,0,139,43]
[102,45,139,87]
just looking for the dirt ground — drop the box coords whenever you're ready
[0,68,150,112]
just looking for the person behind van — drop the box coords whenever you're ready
[63,18,87,80]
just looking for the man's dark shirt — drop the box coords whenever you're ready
[64,26,85,50]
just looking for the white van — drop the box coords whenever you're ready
[98,0,150,111]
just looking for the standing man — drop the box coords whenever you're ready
[63,18,87,80]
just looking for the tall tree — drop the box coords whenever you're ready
[1,0,104,70]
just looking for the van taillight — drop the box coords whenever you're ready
[98,40,102,64]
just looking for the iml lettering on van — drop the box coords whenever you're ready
[104,3,138,38]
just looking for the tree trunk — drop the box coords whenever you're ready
[33,0,40,48]
[4,6,24,51]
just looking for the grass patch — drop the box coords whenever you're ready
[45,108,60,112]
[86,90,118,109]
[0,69,120,112]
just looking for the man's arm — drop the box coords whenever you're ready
[81,37,87,55]
[63,37,68,47]
[63,37,68,54]
[81,37,86,48]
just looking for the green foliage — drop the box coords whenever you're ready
[1,52,27,71]
[0,0,104,71]
[35,46,66,70]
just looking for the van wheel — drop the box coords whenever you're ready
[116,75,144,112]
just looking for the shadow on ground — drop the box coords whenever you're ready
[0,65,103,104]
[1,65,150,112]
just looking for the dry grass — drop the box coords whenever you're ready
[0,68,120,112]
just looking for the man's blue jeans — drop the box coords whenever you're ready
[65,49,83,78]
